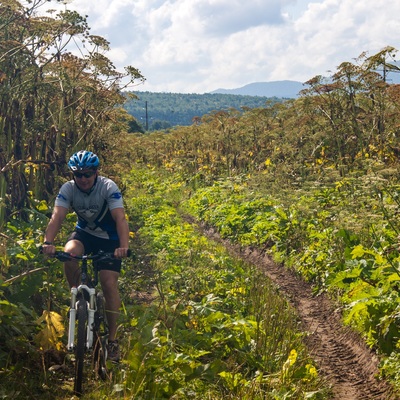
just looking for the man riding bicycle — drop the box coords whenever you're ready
[42,150,130,362]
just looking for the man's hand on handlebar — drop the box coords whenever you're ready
[42,243,56,256]
[114,247,130,259]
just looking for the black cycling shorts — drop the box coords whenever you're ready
[66,229,122,273]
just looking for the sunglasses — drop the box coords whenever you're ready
[73,171,96,179]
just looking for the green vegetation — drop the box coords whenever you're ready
[183,178,400,354]
[3,1,400,398]
[116,168,326,399]
[1,173,326,399]
[123,91,283,130]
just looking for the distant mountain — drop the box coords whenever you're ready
[210,80,305,98]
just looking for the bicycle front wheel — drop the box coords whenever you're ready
[74,296,88,396]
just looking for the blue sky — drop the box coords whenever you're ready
[44,0,400,93]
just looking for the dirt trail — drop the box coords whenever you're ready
[202,225,398,400]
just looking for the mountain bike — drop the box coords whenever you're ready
[53,250,129,396]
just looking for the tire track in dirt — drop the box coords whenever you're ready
[201,225,398,400]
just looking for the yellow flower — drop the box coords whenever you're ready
[288,349,297,366]
[306,363,318,378]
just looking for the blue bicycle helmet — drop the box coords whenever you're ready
[68,150,99,171]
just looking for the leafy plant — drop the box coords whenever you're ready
[117,167,327,399]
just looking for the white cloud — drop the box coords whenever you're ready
[44,0,400,93]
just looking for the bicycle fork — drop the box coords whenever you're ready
[68,286,96,351]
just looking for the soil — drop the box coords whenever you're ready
[201,224,399,400]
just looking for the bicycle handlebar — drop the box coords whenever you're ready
[55,251,108,262]
[46,249,132,262]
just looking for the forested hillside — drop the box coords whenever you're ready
[3,1,400,398]
[123,91,284,130]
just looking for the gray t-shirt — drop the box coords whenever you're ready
[55,176,124,240]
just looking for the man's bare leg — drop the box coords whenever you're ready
[64,240,84,287]
[99,269,121,341]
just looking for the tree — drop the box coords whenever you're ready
[0,0,145,224]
